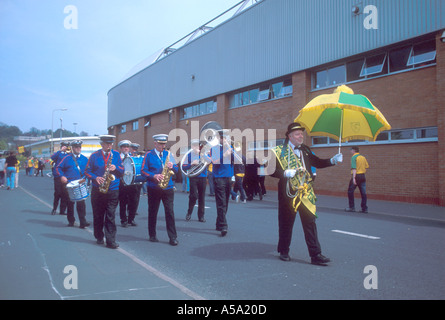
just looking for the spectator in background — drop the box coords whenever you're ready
[5,152,18,190]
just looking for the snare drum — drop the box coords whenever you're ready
[66,179,89,202]
[122,156,146,185]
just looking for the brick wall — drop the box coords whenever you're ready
[112,32,444,206]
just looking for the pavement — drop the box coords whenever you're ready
[314,193,445,223]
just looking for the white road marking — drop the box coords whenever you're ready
[19,186,205,300]
[332,229,380,240]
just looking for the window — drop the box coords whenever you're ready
[120,124,126,133]
[360,54,387,77]
[314,66,346,88]
[315,69,328,89]
[347,59,365,82]
[407,40,436,66]
[389,46,411,72]
[327,65,346,86]
[229,77,292,108]
[391,129,414,140]
[257,89,270,102]
[180,99,217,119]
[311,127,438,147]
[312,38,436,90]
[416,127,438,139]
[132,121,138,131]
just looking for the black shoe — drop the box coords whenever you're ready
[128,221,137,226]
[279,253,291,261]
[79,222,90,229]
[51,209,57,215]
[67,222,75,227]
[96,239,104,245]
[149,236,159,242]
[345,207,356,212]
[169,238,178,246]
[311,254,330,266]
[121,222,128,227]
[106,242,119,249]
[359,209,368,213]
[220,229,227,237]
[199,218,206,223]
[185,213,191,221]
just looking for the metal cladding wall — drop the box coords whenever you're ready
[107,0,445,128]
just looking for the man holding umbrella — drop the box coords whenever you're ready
[270,122,342,265]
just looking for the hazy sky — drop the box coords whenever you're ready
[0,0,242,136]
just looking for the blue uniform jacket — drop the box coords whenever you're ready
[210,144,234,178]
[181,150,207,178]
[51,150,68,175]
[141,149,178,190]
[55,153,88,182]
[85,149,124,191]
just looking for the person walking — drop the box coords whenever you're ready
[270,122,342,265]
[4,152,18,190]
[345,146,369,213]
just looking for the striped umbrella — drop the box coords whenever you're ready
[295,85,391,152]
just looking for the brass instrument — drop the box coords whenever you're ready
[158,150,175,189]
[223,137,243,164]
[180,121,222,177]
[99,151,115,194]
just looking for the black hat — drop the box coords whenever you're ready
[61,141,70,147]
[99,135,115,143]
[71,140,83,147]
[286,122,305,136]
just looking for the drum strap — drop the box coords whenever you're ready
[71,154,83,177]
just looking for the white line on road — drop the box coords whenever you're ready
[331,229,381,240]
[19,186,205,300]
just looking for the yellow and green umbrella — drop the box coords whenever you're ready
[295,85,391,151]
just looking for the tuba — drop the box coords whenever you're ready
[180,121,222,177]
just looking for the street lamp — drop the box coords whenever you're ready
[51,108,67,155]
[73,122,78,134]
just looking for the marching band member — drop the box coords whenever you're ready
[129,142,143,214]
[54,140,90,228]
[210,130,235,237]
[85,135,124,249]
[118,140,137,227]
[270,122,342,265]
[141,134,179,246]
[183,139,208,222]
[50,141,70,215]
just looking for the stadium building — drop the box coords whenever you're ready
[107,0,445,206]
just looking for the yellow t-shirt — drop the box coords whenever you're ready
[351,153,369,174]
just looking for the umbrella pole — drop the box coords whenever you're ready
[338,108,343,154]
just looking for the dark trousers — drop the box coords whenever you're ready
[278,200,321,257]
[91,188,119,244]
[53,177,67,213]
[61,184,87,225]
[187,177,207,219]
[348,174,367,211]
[214,177,231,231]
[232,176,246,201]
[119,184,140,223]
[147,187,177,240]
